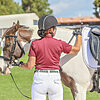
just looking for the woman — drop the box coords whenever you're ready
[19,15,82,100]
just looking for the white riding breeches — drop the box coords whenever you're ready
[31,70,63,100]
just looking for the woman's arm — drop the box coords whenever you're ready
[69,35,82,54]
[20,56,36,70]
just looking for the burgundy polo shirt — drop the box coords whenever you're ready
[28,35,72,70]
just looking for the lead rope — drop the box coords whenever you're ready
[10,73,31,99]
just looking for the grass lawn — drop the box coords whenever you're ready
[0,52,100,100]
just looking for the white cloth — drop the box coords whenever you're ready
[82,27,100,69]
[31,71,63,100]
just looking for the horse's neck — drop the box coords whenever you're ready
[1,39,5,56]
[23,42,30,53]
[22,39,37,53]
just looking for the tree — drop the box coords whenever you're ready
[0,0,24,15]
[93,0,100,17]
[22,0,53,17]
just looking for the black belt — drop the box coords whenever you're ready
[35,70,59,73]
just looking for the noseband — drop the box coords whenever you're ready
[0,33,26,65]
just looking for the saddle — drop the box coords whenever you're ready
[89,27,100,65]
[89,27,100,93]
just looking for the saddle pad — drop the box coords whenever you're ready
[82,27,100,69]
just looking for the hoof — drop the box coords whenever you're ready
[90,87,95,92]
[98,89,100,93]
[90,83,96,92]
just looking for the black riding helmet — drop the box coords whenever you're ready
[38,15,59,38]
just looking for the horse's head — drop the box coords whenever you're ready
[0,21,33,75]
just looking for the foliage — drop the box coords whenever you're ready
[22,0,53,18]
[93,0,100,17]
[0,0,24,15]
[0,0,53,17]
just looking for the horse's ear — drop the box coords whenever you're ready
[16,20,20,30]
[17,20,20,25]
[13,22,15,26]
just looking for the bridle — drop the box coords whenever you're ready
[0,33,25,66]
[0,32,31,99]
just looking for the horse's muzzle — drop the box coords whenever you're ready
[0,67,11,75]
[0,62,11,75]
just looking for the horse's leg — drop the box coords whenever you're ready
[74,83,87,100]
[74,80,91,100]
[60,69,90,100]
[60,70,77,100]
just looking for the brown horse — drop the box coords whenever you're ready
[0,21,33,74]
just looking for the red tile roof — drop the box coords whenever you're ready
[57,16,100,24]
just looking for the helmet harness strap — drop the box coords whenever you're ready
[48,26,55,37]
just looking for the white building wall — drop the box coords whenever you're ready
[0,13,39,39]
[0,13,39,28]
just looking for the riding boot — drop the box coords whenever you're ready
[97,67,100,93]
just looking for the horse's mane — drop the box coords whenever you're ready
[2,26,16,40]
[2,21,33,40]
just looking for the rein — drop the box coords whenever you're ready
[68,34,75,44]
[68,30,76,44]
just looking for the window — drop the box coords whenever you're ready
[33,20,38,25]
